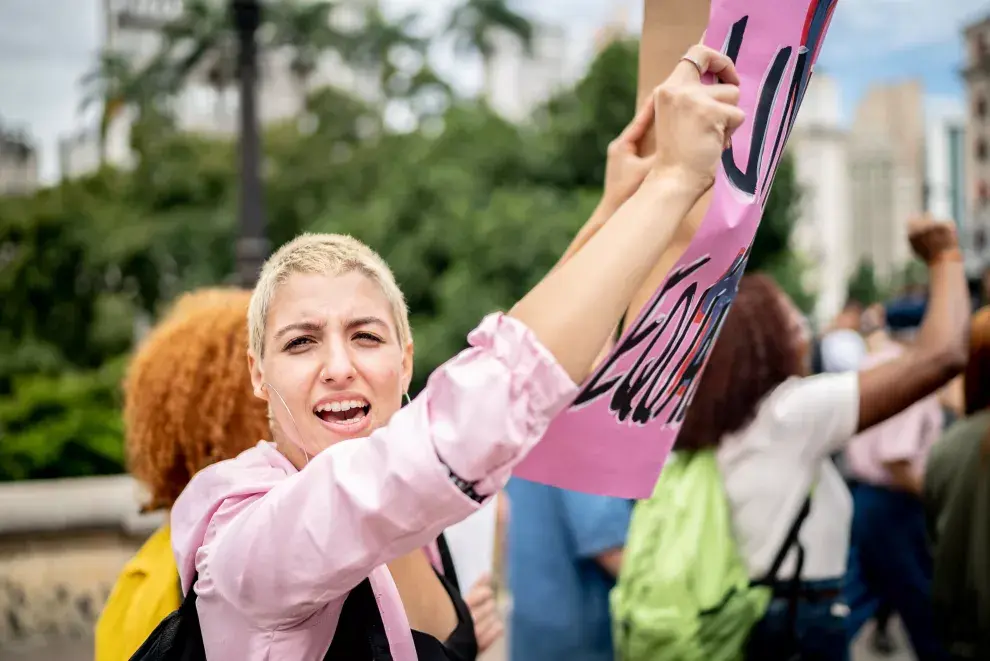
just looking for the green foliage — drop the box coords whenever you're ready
[1,25,807,480]
[846,259,886,306]
[533,39,640,190]
[892,259,928,294]
[750,155,813,312]
[447,0,534,100]
[0,360,125,481]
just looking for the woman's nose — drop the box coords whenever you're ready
[319,346,357,384]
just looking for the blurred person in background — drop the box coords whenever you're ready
[819,298,868,374]
[825,302,899,657]
[94,288,270,661]
[657,217,968,660]
[843,301,947,660]
[925,307,990,661]
[505,87,659,661]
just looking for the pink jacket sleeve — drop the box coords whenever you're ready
[203,313,576,626]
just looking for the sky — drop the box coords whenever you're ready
[0,0,987,183]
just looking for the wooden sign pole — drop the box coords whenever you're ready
[626,0,713,328]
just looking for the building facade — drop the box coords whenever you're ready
[925,103,968,241]
[963,14,990,278]
[788,73,855,326]
[848,80,927,281]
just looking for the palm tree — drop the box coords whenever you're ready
[79,51,141,164]
[345,6,430,106]
[157,0,239,127]
[446,0,534,103]
[268,0,342,110]
[143,0,264,285]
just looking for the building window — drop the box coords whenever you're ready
[978,97,988,119]
[980,181,989,204]
[978,139,989,162]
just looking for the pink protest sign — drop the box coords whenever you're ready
[514,0,839,498]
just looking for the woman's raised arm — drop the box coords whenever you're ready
[509,45,745,384]
[856,218,970,433]
[176,44,745,629]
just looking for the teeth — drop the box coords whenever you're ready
[316,399,368,413]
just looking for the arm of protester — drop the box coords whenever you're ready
[552,97,657,271]
[559,489,633,577]
[856,219,970,433]
[510,46,745,384]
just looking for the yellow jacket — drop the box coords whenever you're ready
[95,524,181,661]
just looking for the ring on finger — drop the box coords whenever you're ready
[680,54,704,77]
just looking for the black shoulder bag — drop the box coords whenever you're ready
[128,574,207,661]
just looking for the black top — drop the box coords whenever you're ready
[324,534,478,661]
[128,535,476,661]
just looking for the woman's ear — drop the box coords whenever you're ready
[248,352,268,401]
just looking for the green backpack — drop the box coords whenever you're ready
[610,450,809,661]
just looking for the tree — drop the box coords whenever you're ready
[749,154,813,312]
[847,259,885,306]
[79,51,142,163]
[446,0,533,103]
[532,38,639,189]
[345,6,439,108]
[269,0,344,109]
[6,31,810,481]
[157,0,239,124]
[892,258,927,295]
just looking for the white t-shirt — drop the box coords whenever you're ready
[716,372,860,581]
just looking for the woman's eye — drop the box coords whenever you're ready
[284,337,314,351]
[354,332,384,345]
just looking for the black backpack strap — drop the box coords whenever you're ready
[752,495,812,587]
[750,495,812,657]
[435,534,460,594]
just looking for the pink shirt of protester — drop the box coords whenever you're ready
[843,345,943,488]
[169,313,577,661]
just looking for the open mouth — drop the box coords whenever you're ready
[313,398,371,427]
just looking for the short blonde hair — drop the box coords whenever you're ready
[249,233,410,359]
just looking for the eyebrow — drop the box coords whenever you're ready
[273,320,326,342]
[272,316,390,342]
[347,316,390,333]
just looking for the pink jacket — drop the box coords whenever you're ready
[844,345,943,488]
[170,313,577,660]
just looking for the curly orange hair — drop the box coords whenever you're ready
[124,288,269,511]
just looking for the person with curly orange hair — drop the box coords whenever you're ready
[95,288,268,661]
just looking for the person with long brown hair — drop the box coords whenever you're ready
[95,288,269,661]
[925,306,990,660]
[671,218,969,661]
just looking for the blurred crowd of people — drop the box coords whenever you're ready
[508,233,988,661]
